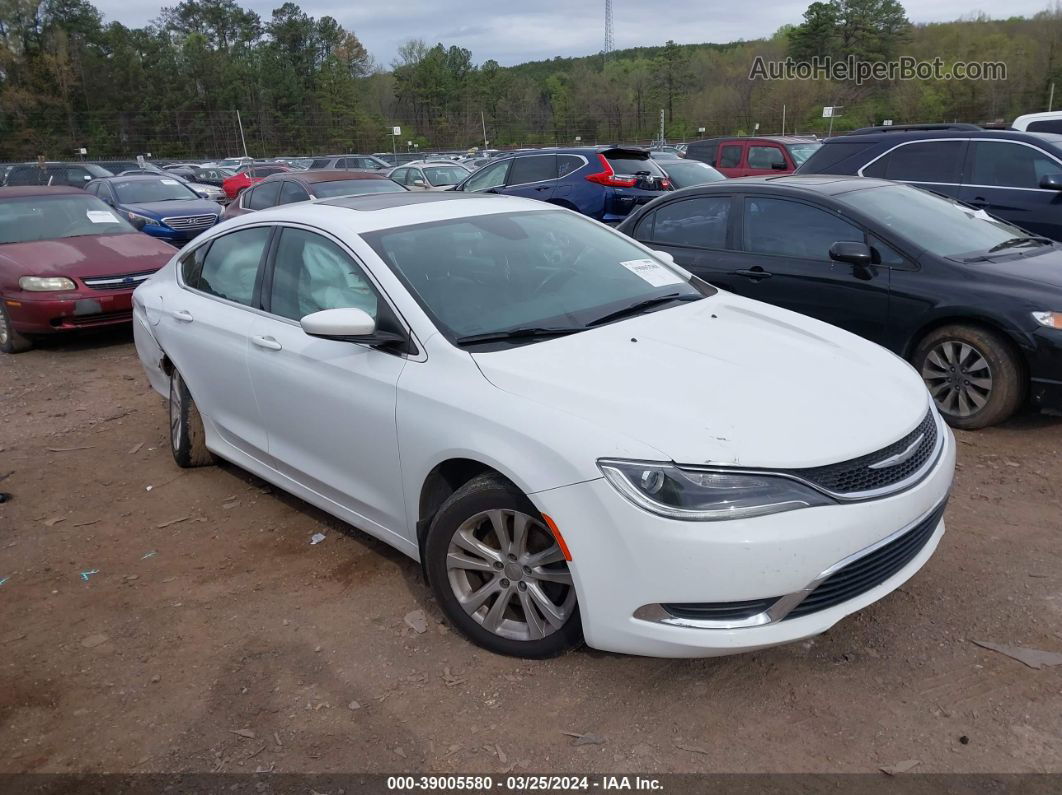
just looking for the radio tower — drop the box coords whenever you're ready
[604,0,615,60]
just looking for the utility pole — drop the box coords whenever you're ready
[781,104,786,136]
[481,111,489,151]
[658,108,665,147]
[1050,82,1056,112]
[235,110,248,157]
[604,0,614,61]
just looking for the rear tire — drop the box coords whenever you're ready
[169,370,214,467]
[424,473,582,658]
[912,324,1024,429]
[0,302,33,354]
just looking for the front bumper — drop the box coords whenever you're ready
[531,422,955,658]
[3,290,137,334]
[143,225,214,247]
[1028,328,1062,412]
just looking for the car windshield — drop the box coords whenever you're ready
[312,179,407,198]
[113,178,199,204]
[785,143,822,165]
[423,166,469,186]
[664,162,726,188]
[0,195,134,244]
[836,184,1047,259]
[363,210,709,346]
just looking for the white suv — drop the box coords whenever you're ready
[133,192,954,658]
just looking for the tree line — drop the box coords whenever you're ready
[0,0,1061,160]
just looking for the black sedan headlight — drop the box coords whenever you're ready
[598,459,834,521]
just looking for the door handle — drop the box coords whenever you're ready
[251,335,283,351]
[535,185,551,191]
[734,268,773,281]
[173,309,194,323]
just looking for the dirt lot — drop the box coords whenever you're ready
[1,329,1060,775]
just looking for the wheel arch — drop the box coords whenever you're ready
[904,313,1032,366]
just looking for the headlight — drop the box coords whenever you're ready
[127,211,162,227]
[598,459,834,521]
[1032,311,1062,329]
[19,276,77,291]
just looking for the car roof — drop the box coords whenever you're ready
[825,127,1062,146]
[0,185,88,198]
[235,192,549,234]
[93,173,175,182]
[261,169,390,184]
[678,174,897,196]
[689,136,818,146]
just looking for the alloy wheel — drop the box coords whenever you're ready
[921,340,993,418]
[446,509,575,642]
[0,308,8,346]
[170,374,184,452]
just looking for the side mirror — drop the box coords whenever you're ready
[412,179,426,187]
[771,161,788,170]
[128,215,147,231]
[300,307,406,346]
[1039,173,1062,191]
[829,240,872,267]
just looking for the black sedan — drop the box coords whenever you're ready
[617,175,1062,429]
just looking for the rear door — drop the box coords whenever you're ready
[958,140,1062,240]
[734,194,891,342]
[160,226,273,457]
[502,154,557,201]
[717,142,746,177]
[860,139,967,199]
[627,194,744,282]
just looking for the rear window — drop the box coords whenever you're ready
[0,195,133,243]
[685,140,719,165]
[312,179,407,198]
[603,153,666,177]
[1026,120,1062,134]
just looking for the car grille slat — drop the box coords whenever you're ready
[162,214,217,230]
[82,270,157,291]
[782,499,947,621]
[782,410,938,496]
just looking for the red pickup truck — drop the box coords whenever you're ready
[684,136,821,178]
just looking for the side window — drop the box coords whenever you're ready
[649,197,731,249]
[743,197,863,260]
[507,155,557,185]
[558,155,583,177]
[334,158,350,169]
[310,159,330,169]
[269,228,378,322]
[100,183,116,202]
[197,227,271,305]
[463,160,510,192]
[870,141,965,183]
[391,168,409,185]
[1026,119,1062,134]
[694,141,719,166]
[968,142,1062,190]
[180,243,209,288]
[278,181,310,205]
[633,211,655,241]
[408,169,425,186]
[85,182,100,196]
[719,145,743,168]
[247,181,281,210]
[747,146,786,169]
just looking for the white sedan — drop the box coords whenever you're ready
[132,193,955,659]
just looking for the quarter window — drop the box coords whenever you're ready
[268,228,378,322]
[247,181,281,210]
[967,141,1062,189]
[648,197,730,249]
[864,141,965,184]
[558,155,583,177]
[196,227,270,306]
[743,197,863,260]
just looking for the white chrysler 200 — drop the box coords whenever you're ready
[133,192,955,658]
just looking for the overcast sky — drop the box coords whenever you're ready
[90,0,1054,66]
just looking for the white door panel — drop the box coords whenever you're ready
[246,315,409,538]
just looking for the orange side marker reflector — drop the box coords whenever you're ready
[541,513,572,562]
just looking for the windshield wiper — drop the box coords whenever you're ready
[454,326,585,346]
[987,236,1053,253]
[586,293,701,327]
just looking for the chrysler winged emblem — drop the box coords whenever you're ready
[868,434,925,470]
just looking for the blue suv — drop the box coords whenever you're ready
[451,147,672,223]
[85,173,222,246]
[798,123,1062,240]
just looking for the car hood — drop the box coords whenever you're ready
[471,294,930,469]
[0,233,175,278]
[971,246,1062,290]
[120,199,222,218]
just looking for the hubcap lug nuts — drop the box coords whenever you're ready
[493,561,503,569]
[507,553,517,561]
[500,579,510,588]
[518,582,527,592]
[523,565,531,575]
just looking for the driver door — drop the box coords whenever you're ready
[459,159,511,193]
[245,225,409,539]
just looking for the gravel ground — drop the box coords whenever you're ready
[1,329,1060,775]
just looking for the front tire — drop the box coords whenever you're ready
[424,474,582,658]
[169,370,214,468]
[0,302,33,354]
[913,324,1024,429]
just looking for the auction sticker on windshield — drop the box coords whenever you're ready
[86,211,119,223]
[620,258,685,287]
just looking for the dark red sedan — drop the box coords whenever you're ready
[0,186,176,353]
[221,164,290,200]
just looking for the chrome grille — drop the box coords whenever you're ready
[783,410,938,497]
[162,214,218,230]
[82,270,156,291]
